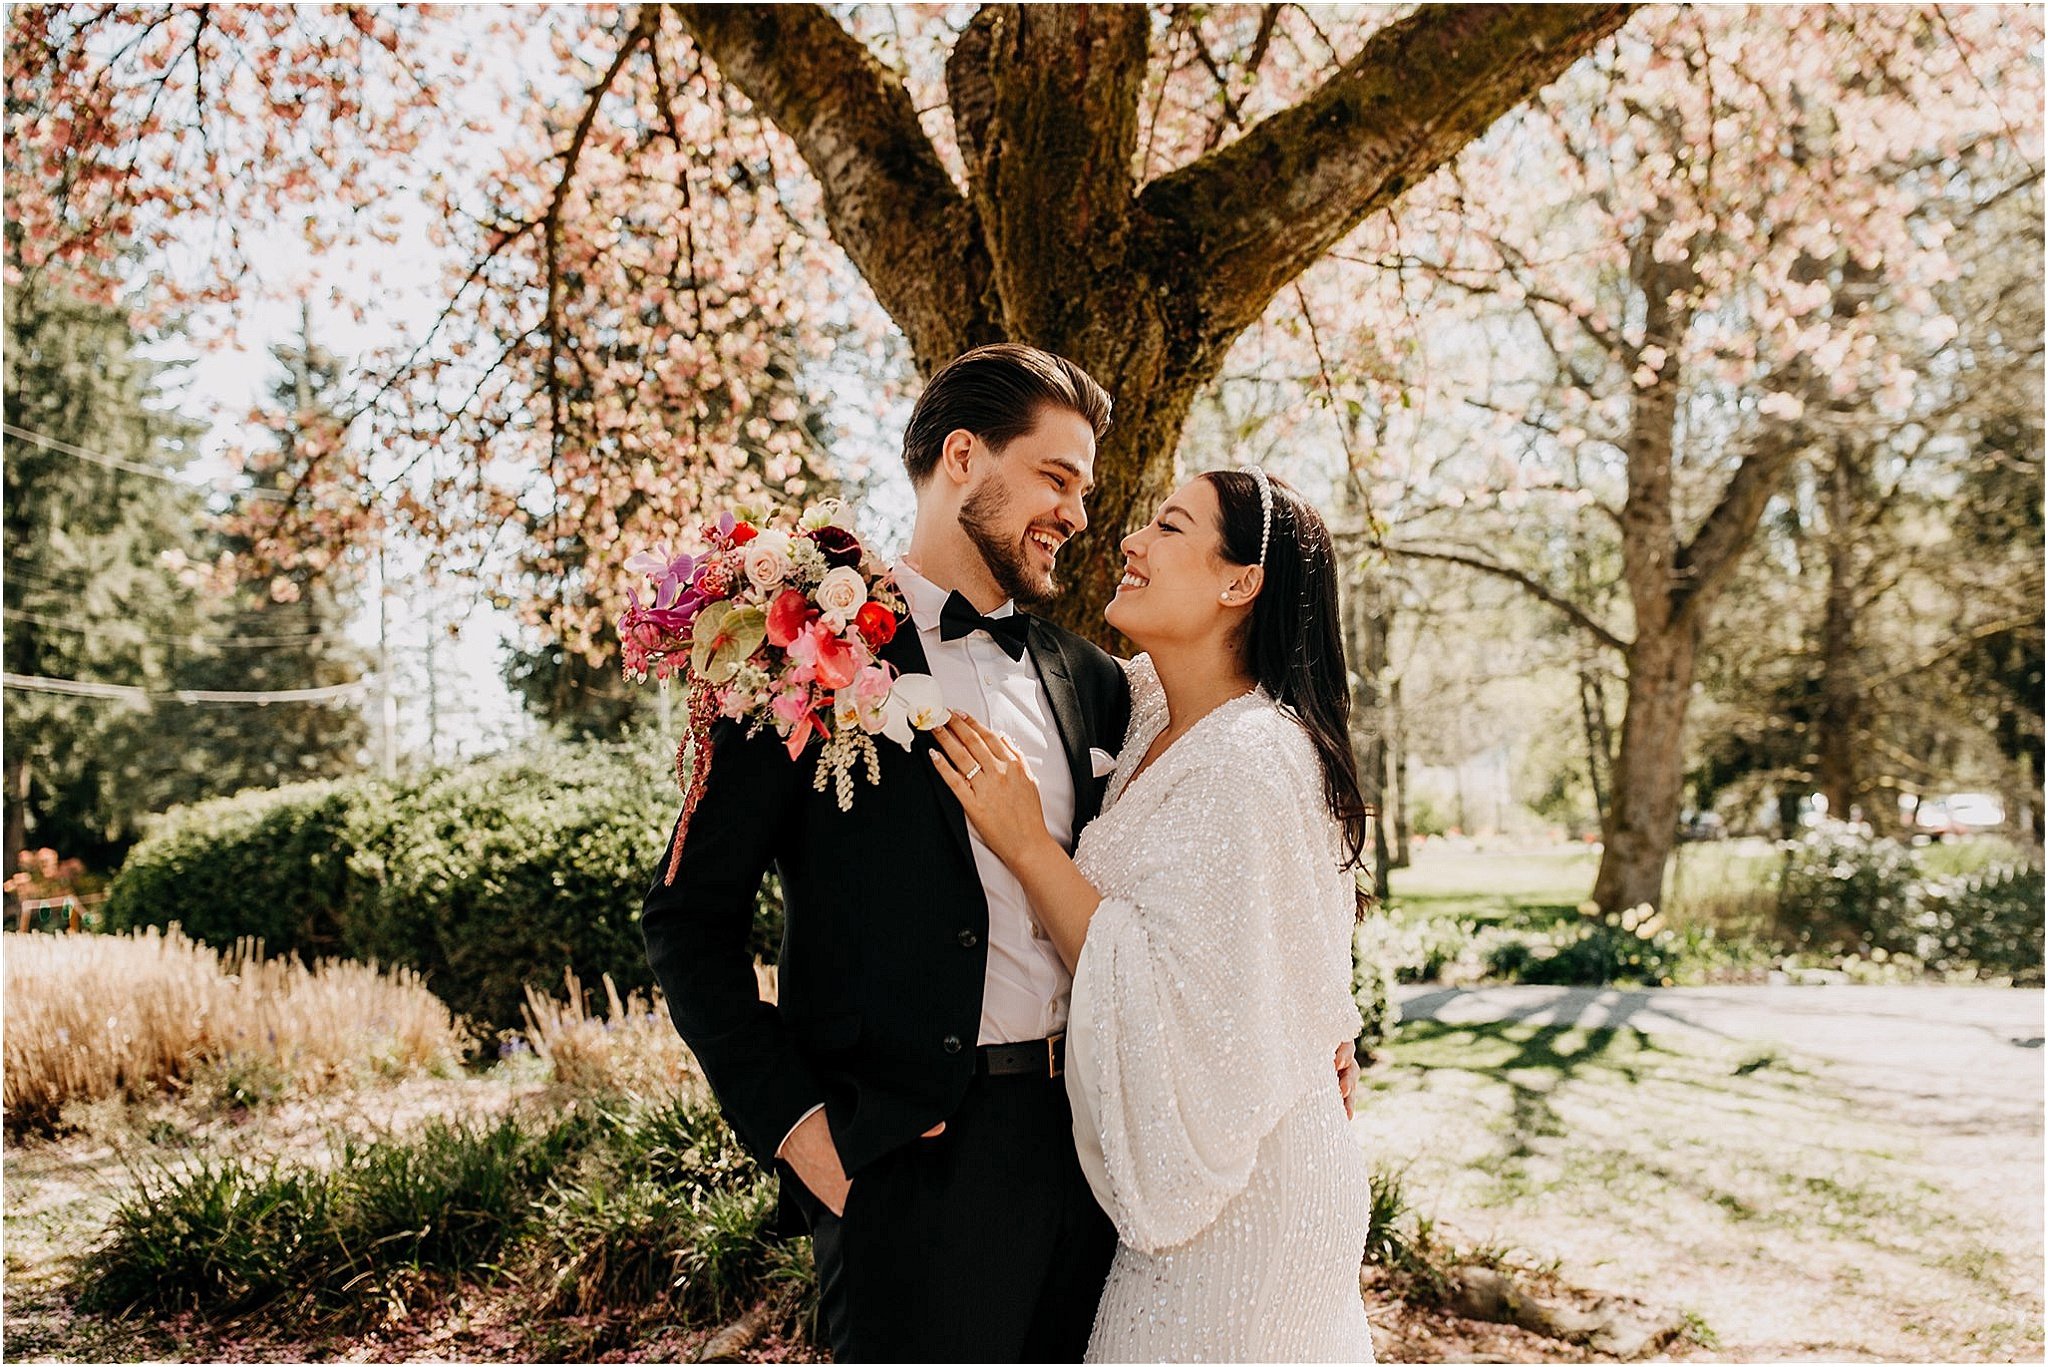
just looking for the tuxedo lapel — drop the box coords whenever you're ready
[880,625,976,867]
[1024,618,1098,830]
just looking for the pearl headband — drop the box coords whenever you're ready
[1246,464,1273,567]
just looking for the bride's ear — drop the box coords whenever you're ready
[1219,565,1264,606]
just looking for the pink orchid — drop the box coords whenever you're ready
[771,687,812,728]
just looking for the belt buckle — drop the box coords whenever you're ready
[1046,1031,1064,1078]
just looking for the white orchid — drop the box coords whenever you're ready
[890,673,950,734]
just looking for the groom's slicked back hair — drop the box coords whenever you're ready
[902,344,1112,486]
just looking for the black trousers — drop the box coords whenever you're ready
[785,1070,1118,1363]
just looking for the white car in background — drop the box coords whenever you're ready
[1910,792,2006,839]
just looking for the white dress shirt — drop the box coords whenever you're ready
[891,559,1078,1045]
[776,560,1080,1156]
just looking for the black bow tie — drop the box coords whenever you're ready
[938,590,1030,661]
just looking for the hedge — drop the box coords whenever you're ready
[339,745,679,1032]
[104,740,790,1035]
[103,778,375,958]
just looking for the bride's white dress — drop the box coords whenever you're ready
[1067,654,1377,1363]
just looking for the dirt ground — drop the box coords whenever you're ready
[1364,983,2045,1362]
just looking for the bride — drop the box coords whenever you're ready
[930,465,1376,1363]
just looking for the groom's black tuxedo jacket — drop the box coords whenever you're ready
[641,613,1129,1178]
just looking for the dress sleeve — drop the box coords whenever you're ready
[1067,728,1364,1254]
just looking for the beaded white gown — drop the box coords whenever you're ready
[1066,654,1376,1363]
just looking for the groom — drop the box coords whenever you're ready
[641,344,1129,1362]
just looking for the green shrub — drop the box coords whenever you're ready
[528,1095,810,1325]
[103,779,379,958]
[106,739,791,1036]
[1776,821,1922,954]
[82,1094,811,1334]
[1776,823,2043,980]
[1908,862,2044,982]
[1352,942,1399,1064]
[1357,912,1477,984]
[341,743,684,1031]
[1472,903,1749,987]
[83,1109,601,1318]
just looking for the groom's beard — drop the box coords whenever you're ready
[960,478,1058,606]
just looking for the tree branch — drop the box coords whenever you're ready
[1385,544,1630,653]
[946,4,1150,340]
[1138,3,1634,339]
[1673,429,1806,622]
[666,1,997,370]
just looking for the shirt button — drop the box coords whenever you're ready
[957,929,979,948]
[942,1034,963,1055]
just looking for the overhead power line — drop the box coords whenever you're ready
[2,671,374,705]
[2,422,291,501]
[3,605,362,648]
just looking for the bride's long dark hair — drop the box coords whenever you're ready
[1201,469,1372,878]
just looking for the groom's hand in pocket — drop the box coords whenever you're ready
[780,1110,951,1216]
[778,1108,853,1216]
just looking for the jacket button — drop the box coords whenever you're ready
[942,1034,963,1054]
[957,929,979,948]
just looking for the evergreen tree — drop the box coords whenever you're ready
[149,308,374,790]
[3,280,210,870]
[4,286,375,874]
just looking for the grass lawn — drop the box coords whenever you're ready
[1384,836,2020,934]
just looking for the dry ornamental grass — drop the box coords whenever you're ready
[519,962,775,1098]
[3,925,471,1132]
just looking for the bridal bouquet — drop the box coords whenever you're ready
[618,499,950,883]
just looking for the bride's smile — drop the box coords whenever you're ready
[1103,479,1260,650]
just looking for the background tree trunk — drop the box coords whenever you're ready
[1592,630,1699,912]
[4,751,27,888]
[1815,439,1865,821]
[1338,508,1393,900]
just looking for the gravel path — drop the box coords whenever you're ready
[1395,983,2046,1254]
[1377,983,2044,1360]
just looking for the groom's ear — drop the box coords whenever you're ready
[939,429,978,488]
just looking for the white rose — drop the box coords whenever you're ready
[813,565,869,618]
[741,530,792,592]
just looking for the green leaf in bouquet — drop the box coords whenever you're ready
[692,602,766,683]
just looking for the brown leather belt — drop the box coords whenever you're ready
[977,1032,1064,1078]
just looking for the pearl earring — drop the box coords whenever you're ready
[1219,591,1232,603]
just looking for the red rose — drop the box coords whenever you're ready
[729,523,759,546]
[854,601,898,648]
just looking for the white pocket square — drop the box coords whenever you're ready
[1089,747,1118,778]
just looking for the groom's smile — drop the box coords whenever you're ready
[956,405,1097,605]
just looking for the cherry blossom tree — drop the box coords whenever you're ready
[7,2,1633,655]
